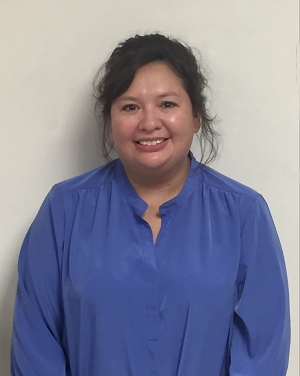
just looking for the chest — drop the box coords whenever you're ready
[62,194,241,315]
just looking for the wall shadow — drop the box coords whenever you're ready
[0,234,23,375]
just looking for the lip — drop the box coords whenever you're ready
[134,138,169,152]
[135,136,168,142]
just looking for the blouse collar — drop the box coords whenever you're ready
[115,152,202,217]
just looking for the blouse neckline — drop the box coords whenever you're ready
[115,152,201,217]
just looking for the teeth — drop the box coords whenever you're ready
[138,139,164,146]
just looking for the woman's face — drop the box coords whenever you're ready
[110,62,200,178]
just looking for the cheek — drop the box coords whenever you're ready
[168,113,197,135]
[110,119,133,143]
[166,113,186,129]
[110,109,126,139]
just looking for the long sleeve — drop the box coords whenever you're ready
[230,195,290,375]
[11,186,67,376]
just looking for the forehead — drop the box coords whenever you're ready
[122,62,186,96]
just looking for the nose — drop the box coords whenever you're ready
[138,107,162,132]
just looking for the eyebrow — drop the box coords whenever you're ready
[158,92,180,98]
[118,92,180,101]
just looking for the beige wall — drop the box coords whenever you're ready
[1,0,298,374]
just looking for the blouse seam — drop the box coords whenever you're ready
[55,179,114,196]
[240,194,263,236]
[202,180,260,200]
[50,184,67,340]
[52,184,67,259]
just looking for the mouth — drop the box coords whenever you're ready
[135,138,167,146]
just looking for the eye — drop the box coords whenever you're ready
[161,101,177,109]
[121,103,138,111]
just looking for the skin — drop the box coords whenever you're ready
[110,62,200,242]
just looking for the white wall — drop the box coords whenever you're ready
[1,0,298,374]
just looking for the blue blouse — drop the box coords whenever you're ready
[11,154,290,375]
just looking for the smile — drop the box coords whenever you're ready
[136,139,165,146]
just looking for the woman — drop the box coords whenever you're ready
[11,33,290,375]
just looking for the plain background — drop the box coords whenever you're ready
[0,0,299,374]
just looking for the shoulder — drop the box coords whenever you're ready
[194,163,274,232]
[37,160,120,223]
[41,159,120,210]
[193,162,268,220]
[53,159,119,194]
[198,164,260,201]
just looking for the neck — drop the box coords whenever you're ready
[124,157,191,206]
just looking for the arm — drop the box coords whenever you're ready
[230,195,290,375]
[11,186,67,375]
